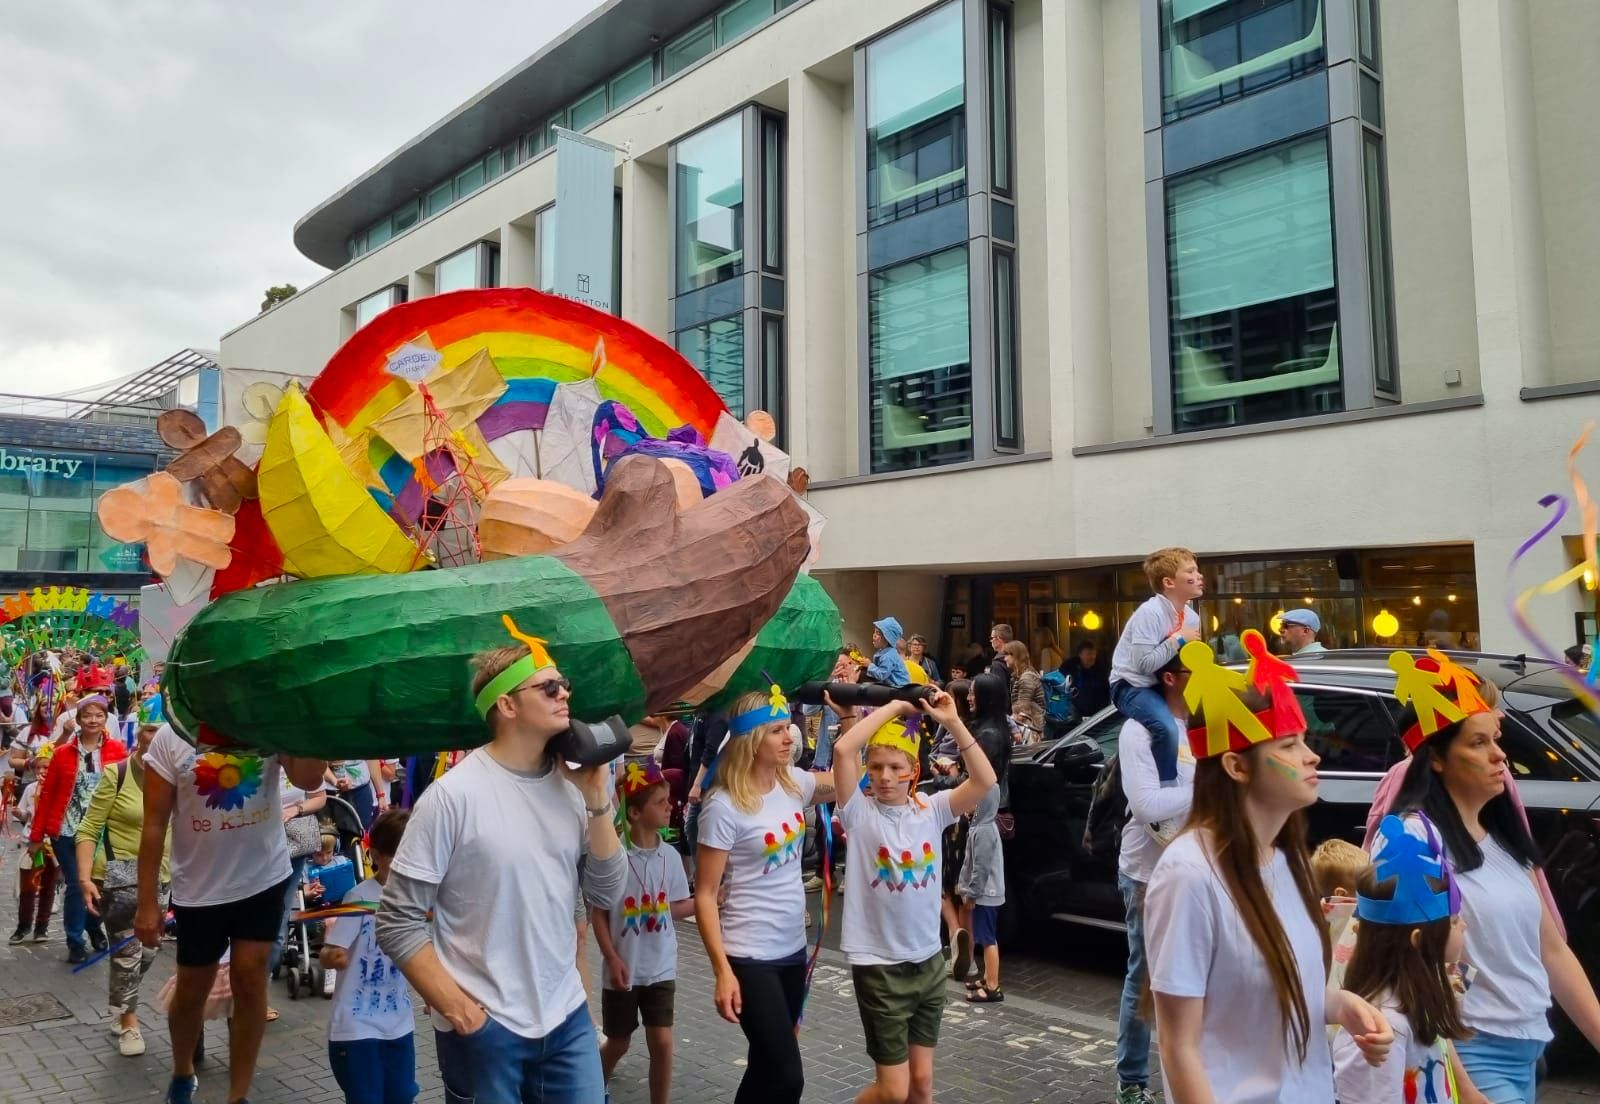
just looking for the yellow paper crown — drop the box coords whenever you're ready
[868,716,920,760]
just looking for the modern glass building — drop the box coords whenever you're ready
[222,0,1600,660]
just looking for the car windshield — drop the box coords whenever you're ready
[1548,700,1600,765]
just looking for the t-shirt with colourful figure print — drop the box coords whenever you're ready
[143,724,291,908]
[604,842,691,988]
[838,789,957,966]
[325,876,414,1043]
[1332,1000,1455,1104]
[699,766,817,960]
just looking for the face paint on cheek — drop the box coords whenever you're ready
[1264,754,1302,783]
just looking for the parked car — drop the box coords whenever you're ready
[1002,649,1600,1064]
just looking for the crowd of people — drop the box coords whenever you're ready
[4,553,1599,1104]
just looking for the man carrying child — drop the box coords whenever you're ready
[1108,548,1203,789]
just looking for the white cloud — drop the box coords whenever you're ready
[0,0,597,397]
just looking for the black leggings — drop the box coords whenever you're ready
[730,959,806,1104]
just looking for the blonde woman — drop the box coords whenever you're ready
[695,687,837,1104]
[1002,641,1045,742]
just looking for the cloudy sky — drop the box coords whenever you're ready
[0,1,599,398]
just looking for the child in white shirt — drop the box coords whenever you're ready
[322,810,416,1104]
[593,760,694,1104]
[830,689,996,1104]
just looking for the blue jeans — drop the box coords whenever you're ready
[1116,872,1151,1087]
[52,834,104,950]
[329,1035,418,1104]
[270,854,309,975]
[1454,1032,1544,1104]
[435,1003,603,1104]
[1111,682,1179,782]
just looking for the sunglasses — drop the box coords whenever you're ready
[514,677,571,700]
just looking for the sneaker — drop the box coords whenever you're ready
[118,1026,145,1057]
[30,925,48,943]
[322,967,337,996]
[802,874,824,893]
[89,930,108,952]
[166,1075,198,1104]
[1115,1085,1157,1104]
[8,925,27,945]
[66,943,87,965]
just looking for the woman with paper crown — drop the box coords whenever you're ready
[692,682,837,1104]
[1385,650,1600,1103]
[1333,813,1469,1104]
[1145,629,1392,1104]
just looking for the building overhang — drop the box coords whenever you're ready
[293,0,730,269]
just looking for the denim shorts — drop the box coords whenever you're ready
[1453,1032,1544,1104]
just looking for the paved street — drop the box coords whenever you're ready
[0,841,1593,1103]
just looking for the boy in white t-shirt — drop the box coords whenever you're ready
[322,810,417,1104]
[593,760,694,1104]
[829,689,996,1104]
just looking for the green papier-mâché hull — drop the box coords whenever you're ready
[165,555,646,758]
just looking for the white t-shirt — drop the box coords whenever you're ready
[389,748,590,1039]
[1374,815,1552,1042]
[838,790,957,966]
[325,877,414,1043]
[1332,999,1453,1104]
[1117,716,1196,884]
[143,724,291,907]
[699,766,817,960]
[1146,831,1334,1104]
[605,843,691,988]
[15,780,39,829]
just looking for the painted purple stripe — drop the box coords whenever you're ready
[479,400,551,441]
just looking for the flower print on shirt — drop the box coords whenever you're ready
[192,753,264,811]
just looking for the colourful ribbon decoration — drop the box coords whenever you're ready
[1506,492,1600,714]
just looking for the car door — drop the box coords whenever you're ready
[1293,683,1401,847]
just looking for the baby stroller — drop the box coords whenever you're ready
[279,793,368,1000]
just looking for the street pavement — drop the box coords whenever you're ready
[0,841,1593,1103]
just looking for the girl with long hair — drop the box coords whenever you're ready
[1001,641,1044,742]
[830,689,996,1104]
[1389,654,1600,1103]
[1333,814,1470,1104]
[694,685,837,1104]
[1146,631,1391,1103]
[952,673,1013,1000]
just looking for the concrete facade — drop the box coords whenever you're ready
[219,0,1600,656]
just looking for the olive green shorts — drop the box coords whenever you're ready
[850,953,947,1066]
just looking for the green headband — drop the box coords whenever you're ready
[474,655,555,717]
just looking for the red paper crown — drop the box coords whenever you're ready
[617,758,667,801]
[1391,649,1491,752]
[1181,629,1308,759]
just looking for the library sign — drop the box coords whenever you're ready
[0,447,88,479]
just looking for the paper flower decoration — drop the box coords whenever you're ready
[97,472,235,576]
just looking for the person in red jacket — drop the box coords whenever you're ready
[28,694,127,963]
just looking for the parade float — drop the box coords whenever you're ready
[97,288,839,756]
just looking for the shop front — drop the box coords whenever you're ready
[937,546,1482,673]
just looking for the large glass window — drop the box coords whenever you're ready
[1167,135,1341,431]
[665,21,716,76]
[677,317,746,418]
[455,160,486,198]
[355,286,405,329]
[674,115,745,294]
[425,181,454,218]
[866,2,966,229]
[609,58,654,109]
[868,247,973,472]
[436,246,481,294]
[568,86,609,132]
[718,0,772,43]
[1162,0,1326,121]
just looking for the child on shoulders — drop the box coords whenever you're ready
[1109,548,1203,787]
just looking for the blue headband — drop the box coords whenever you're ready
[1356,813,1460,926]
[728,684,790,736]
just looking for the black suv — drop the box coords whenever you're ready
[1002,650,1600,1063]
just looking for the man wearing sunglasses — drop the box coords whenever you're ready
[378,637,625,1104]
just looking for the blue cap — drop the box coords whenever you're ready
[1280,608,1321,632]
[873,617,904,646]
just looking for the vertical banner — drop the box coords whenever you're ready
[554,128,616,314]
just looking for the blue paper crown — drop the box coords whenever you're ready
[1355,813,1460,926]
